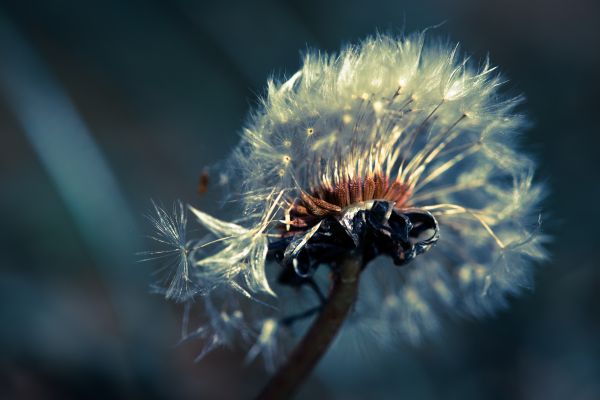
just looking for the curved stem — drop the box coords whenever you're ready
[255,252,363,400]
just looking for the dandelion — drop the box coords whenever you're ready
[147,32,547,399]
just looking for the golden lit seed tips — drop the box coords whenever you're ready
[474,265,487,279]
[458,264,488,285]
[282,155,291,164]
[404,288,420,304]
[283,140,292,148]
[384,294,398,307]
[306,127,314,136]
[278,168,286,177]
[342,114,353,125]
[458,266,471,283]
[433,280,452,302]
[373,100,384,113]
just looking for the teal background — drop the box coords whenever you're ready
[1,1,599,399]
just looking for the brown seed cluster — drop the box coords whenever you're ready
[286,173,411,231]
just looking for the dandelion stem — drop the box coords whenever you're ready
[255,251,364,400]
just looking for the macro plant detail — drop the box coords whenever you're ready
[146,32,547,399]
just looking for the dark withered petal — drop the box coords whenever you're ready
[271,201,440,285]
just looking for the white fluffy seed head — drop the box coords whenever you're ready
[148,32,548,364]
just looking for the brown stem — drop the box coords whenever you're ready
[255,252,363,400]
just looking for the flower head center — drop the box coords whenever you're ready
[286,173,412,231]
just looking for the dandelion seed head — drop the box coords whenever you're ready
[147,31,548,366]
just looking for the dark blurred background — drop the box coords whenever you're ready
[0,1,599,399]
